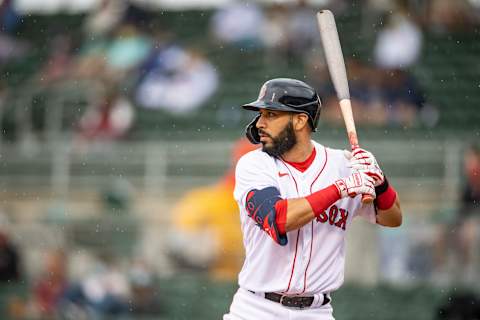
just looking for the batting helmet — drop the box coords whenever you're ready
[242,78,322,144]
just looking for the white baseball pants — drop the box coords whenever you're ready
[224,288,335,320]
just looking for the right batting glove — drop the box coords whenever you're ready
[334,171,376,199]
[344,148,385,187]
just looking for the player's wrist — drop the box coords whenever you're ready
[374,177,389,195]
[334,179,348,198]
[374,178,397,210]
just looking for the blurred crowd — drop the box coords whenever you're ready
[1,0,220,146]
[1,247,163,319]
[0,184,164,319]
[0,0,478,145]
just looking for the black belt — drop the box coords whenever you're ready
[250,291,331,309]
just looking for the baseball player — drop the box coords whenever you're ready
[224,78,402,320]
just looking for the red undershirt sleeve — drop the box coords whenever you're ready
[374,178,397,211]
[274,185,341,235]
[274,199,288,235]
[375,186,397,210]
[305,184,341,219]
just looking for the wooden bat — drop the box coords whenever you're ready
[317,9,373,204]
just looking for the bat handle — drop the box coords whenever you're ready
[351,144,375,205]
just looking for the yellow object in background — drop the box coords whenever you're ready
[171,139,258,281]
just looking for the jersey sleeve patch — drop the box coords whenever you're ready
[245,187,288,246]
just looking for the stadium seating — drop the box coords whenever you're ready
[0,9,478,141]
[0,275,451,320]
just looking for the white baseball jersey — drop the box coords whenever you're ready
[233,140,376,295]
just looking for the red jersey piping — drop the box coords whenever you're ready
[278,160,300,294]
[302,146,328,293]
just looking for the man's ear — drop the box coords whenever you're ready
[294,114,309,130]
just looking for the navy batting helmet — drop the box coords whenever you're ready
[242,78,322,144]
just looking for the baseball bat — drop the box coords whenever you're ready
[316,9,373,204]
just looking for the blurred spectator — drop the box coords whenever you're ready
[105,24,152,74]
[135,45,218,114]
[37,35,75,86]
[28,250,67,318]
[81,254,130,316]
[74,23,151,84]
[371,3,434,127]
[0,0,21,33]
[261,1,320,63]
[307,6,434,129]
[261,4,290,64]
[76,83,135,143]
[307,56,388,126]
[0,232,21,282]
[378,68,428,127]
[433,144,480,284]
[70,40,111,81]
[374,9,423,70]
[210,1,264,48]
[345,59,387,125]
[284,0,318,60]
[0,0,28,65]
[308,52,435,128]
[61,253,130,318]
[168,138,258,281]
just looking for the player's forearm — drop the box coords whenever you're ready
[284,198,317,232]
[284,185,340,232]
[376,197,402,227]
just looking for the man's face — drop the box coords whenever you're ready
[256,109,297,158]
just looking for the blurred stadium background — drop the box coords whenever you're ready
[0,0,479,319]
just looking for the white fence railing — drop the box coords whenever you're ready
[0,138,465,208]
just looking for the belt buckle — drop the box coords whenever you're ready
[279,295,305,309]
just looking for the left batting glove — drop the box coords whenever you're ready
[345,148,385,187]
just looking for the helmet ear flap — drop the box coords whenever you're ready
[245,115,261,145]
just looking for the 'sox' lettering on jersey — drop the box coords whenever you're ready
[315,205,349,231]
[328,206,338,225]
[335,208,348,230]
[316,210,328,223]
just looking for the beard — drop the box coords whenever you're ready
[260,121,297,158]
